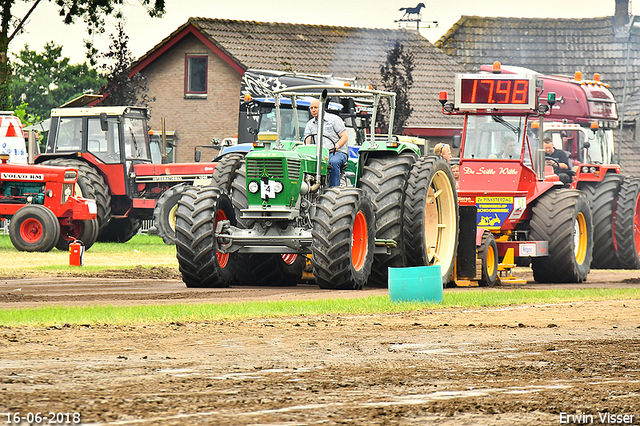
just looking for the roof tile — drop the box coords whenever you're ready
[168,18,465,129]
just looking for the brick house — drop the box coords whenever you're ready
[129,18,464,163]
[433,0,640,175]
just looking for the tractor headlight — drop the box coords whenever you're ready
[274,181,283,193]
[248,181,259,194]
[64,170,77,182]
[582,166,589,173]
[589,167,597,174]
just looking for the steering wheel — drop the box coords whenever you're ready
[305,133,335,149]
[304,133,317,144]
[545,156,560,167]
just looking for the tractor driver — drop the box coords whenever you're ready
[489,135,518,159]
[303,99,349,187]
[543,137,572,185]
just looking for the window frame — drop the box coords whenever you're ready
[184,54,208,98]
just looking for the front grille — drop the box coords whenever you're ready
[247,158,285,179]
[287,158,301,178]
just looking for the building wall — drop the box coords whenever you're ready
[141,34,242,163]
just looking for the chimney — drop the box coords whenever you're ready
[615,0,630,28]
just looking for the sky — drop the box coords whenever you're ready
[10,0,634,65]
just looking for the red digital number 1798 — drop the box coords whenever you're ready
[466,79,529,104]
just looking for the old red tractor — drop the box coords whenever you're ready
[35,106,215,243]
[1,153,97,252]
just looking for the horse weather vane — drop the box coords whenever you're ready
[396,3,438,31]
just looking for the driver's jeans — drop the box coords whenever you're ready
[328,151,348,187]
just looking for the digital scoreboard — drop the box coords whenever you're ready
[454,73,537,110]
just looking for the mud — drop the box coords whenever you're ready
[0,269,639,425]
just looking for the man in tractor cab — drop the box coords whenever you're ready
[543,137,572,184]
[303,99,349,187]
[489,135,519,159]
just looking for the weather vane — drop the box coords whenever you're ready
[395,3,438,31]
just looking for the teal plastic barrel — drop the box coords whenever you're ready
[388,265,443,303]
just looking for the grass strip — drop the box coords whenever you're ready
[1,287,638,326]
[0,234,178,276]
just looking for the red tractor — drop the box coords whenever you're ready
[0,153,97,252]
[477,64,640,270]
[34,106,215,243]
[438,63,601,285]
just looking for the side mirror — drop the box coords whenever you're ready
[321,89,329,111]
[100,113,109,132]
[452,134,462,149]
[195,149,201,163]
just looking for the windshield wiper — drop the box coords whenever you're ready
[492,116,520,136]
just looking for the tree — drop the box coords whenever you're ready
[377,41,415,135]
[97,21,154,109]
[11,42,106,119]
[0,0,165,110]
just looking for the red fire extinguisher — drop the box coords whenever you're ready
[69,240,85,266]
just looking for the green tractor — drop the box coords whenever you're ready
[175,86,459,289]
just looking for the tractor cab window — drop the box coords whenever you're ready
[589,129,615,165]
[259,108,307,141]
[543,129,590,167]
[123,118,150,160]
[462,115,525,160]
[54,117,83,152]
[87,117,121,164]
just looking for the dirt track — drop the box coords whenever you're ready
[1,267,639,309]
[1,268,640,425]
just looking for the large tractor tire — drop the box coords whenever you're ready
[56,218,99,251]
[210,153,253,230]
[175,187,237,288]
[530,189,593,283]
[478,230,499,287]
[615,177,640,269]
[40,158,112,231]
[311,188,375,290]
[211,153,246,191]
[152,184,186,245]
[359,151,418,287]
[403,156,459,287]
[98,217,141,243]
[579,174,623,269]
[9,205,60,252]
[212,152,305,286]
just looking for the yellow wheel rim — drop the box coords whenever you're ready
[574,211,588,265]
[423,169,457,280]
[168,204,178,232]
[486,243,496,277]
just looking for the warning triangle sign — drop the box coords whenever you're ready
[6,122,19,137]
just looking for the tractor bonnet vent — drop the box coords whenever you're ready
[247,158,285,179]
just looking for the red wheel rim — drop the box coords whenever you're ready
[214,209,229,268]
[351,210,367,270]
[62,221,82,242]
[20,218,44,243]
[281,254,297,265]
